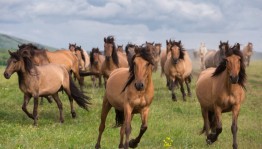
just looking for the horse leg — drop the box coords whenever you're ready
[200,108,210,136]
[40,96,53,105]
[129,108,149,148]
[98,75,102,88]
[171,80,177,101]
[33,96,39,126]
[185,77,191,97]
[232,105,240,149]
[178,79,186,101]
[95,97,112,149]
[22,94,33,119]
[124,104,133,149]
[207,107,222,144]
[64,88,76,118]
[79,76,85,92]
[52,93,64,123]
[119,125,125,148]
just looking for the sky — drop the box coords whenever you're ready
[0,0,262,52]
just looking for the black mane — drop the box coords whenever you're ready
[104,36,119,66]
[212,43,246,89]
[170,40,185,59]
[122,46,155,92]
[10,50,34,74]
[75,46,86,63]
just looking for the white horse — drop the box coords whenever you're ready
[198,42,207,70]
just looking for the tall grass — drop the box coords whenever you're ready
[0,61,261,149]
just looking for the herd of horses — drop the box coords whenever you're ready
[3,36,252,149]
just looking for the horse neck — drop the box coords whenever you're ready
[17,66,38,90]
[105,57,117,69]
[218,70,237,94]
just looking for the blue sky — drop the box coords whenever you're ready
[0,0,261,51]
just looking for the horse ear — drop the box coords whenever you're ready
[236,43,240,50]
[8,50,13,55]
[178,40,181,45]
[18,44,21,49]
[104,37,106,43]
[166,40,168,44]
[220,41,222,44]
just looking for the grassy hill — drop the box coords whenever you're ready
[0,33,57,65]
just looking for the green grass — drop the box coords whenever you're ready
[0,61,261,149]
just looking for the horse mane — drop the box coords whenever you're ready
[170,40,185,59]
[104,36,119,66]
[122,46,155,92]
[212,43,246,89]
[90,48,101,66]
[10,50,34,74]
[75,46,86,63]
[18,43,46,57]
[218,41,229,56]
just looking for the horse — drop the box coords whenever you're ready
[69,43,77,52]
[3,50,91,125]
[90,47,105,87]
[117,45,124,53]
[95,45,155,149]
[125,43,136,66]
[101,36,129,88]
[160,39,172,77]
[164,40,192,101]
[196,43,246,149]
[242,42,253,67]
[198,42,208,70]
[152,43,162,72]
[204,41,229,68]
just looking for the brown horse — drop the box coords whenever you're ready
[95,46,155,149]
[164,40,192,101]
[196,43,246,149]
[101,36,128,87]
[17,43,85,115]
[160,39,172,77]
[125,43,136,66]
[242,42,253,67]
[204,41,229,68]
[90,47,105,87]
[117,45,124,53]
[3,50,91,125]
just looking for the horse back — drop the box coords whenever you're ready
[117,52,129,67]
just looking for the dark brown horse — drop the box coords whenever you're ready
[90,48,105,87]
[95,46,155,149]
[204,41,229,68]
[196,43,246,149]
[164,40,192,101]
[101,36,128,87]
[3,50,91,125]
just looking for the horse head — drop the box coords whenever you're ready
[170,40,184,64]
[69,43,76,52]
[75,46,85,71]
[219,41,229,59]
[90,48,101,66]
[104,36,118,65]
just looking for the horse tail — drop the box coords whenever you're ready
[114,109,124,127]
[69,75,91,110]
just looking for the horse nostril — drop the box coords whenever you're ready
[106,56,110,61]
[230,75,239,84]
[135,82,144,91]
[4,72,10,79]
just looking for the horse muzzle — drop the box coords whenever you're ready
[229,75,239,84]
[135,82,144,91]
[3,72,11,79]
[172,58,179,64]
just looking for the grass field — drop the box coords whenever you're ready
[0,60,261,149]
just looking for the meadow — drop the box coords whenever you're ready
[0,60,261,149]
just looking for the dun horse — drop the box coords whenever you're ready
[95,46,155,149]
[242,42,253,66]
[117,45,124,53]
[196,43,246,149]
[204,41,229,68]
[125,43,136,66]
[90,48,105,87]
[164,40,192,101]
[160,39,172,77]
[17,43,86,116]
[3,50,91,125]
[101,36,128,87]
[152,43,162,72]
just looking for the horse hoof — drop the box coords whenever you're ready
[233,143,238,149]
[118,144,124,148]
[71,112,77,118]
[206,139,212,145]
[129,139,138,148]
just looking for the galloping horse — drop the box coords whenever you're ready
[101,36,128,87]
[3,50,91,125]
[242,42,253,67]
[95,46,155,149]
[198,42,208,70]
[196,43,246,149]
[125,43,136,66]
[90,48,105,87]
[17,43,86,115]
[204,41,229,68]
[164,40,192,101]
[160,39,172,77]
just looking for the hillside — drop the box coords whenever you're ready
[0,33,57,51]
